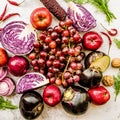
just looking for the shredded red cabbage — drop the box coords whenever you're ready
[0,21,36,55]
[67,2,96,32]
[16,72,49,94]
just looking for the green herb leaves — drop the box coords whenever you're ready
[114,69,120,101]
[0,96,18,110]
[65,0,88,4]
[65,0,116,23]
[114,38,120,49]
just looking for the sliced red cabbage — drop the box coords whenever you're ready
[67,2,96,32]
[16,72,49,94]
[0,21,36,55]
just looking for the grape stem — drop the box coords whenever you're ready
[62,56,71,82]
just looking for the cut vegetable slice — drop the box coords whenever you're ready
[16,72,49,94]
[0,77,15,96]
[67,2,96,32]
[0,67,7,81]
[0,21,36,55]
[90,56,110,72]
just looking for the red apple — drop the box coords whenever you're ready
[0,48,8,67]
[82,31,103,50]
[43,85,61,107]
[88,86,110,105]
[30,7,52,30]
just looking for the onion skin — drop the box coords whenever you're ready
[8,56,29,76]
[0,67,7,81]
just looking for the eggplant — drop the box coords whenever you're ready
[61,86,89,115]
[84,51,105,68]
[19,91,44,119]
[79,67,102,88]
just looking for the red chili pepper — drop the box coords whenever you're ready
[107,28,118,36]
[101,24,118,36]
[7,0,25,6]
[100,32,112,54]
[2,13,20,21]
[0,4,8,21]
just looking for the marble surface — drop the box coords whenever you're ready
[0,0,120,120]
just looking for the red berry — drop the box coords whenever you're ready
[49,41,57,49]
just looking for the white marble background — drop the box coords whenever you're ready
[0,0,120,120]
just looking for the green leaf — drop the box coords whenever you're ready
[114,38,120,49]
[64,0,89,4]
[114,69,120,101]
[0,96,18,110]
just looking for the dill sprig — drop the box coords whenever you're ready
[0,96,18,110]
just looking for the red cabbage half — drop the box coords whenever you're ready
[16,72,49,94]
[67,2,96,32]
[0,21,36,55]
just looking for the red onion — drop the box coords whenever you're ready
[0,77,15,96]
[0,21,36,55]
[67,2,96,32]
[8,56,29,76]
[16,72,49,94]
[0,67,7,81]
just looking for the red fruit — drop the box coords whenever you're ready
[49,41,57,49]
[88,86,110,105]
[82,31,103,50]
[30,7,52,30]
[0,48,8,67]
[53,59,60,68]
[28,52,36,60]
[43,85,61,107]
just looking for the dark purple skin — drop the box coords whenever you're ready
[79,67,102,88]
[62,86,89,115]
[19,90,44,120]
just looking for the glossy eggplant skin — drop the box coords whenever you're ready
[19,91,44,120]
[62,86,89,115]
[79,67,102,88]
[85,51,105,68]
